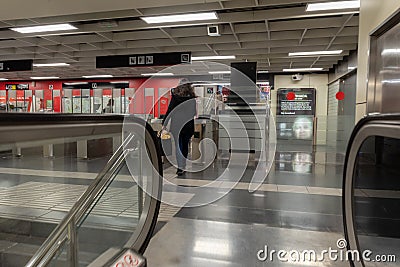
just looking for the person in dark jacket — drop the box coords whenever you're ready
[162,83,197,176]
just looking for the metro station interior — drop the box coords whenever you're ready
[0,0,399,266]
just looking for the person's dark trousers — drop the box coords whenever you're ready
[173,131,192,170]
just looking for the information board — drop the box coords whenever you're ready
[277,88,316,116]
[276,88,316,141]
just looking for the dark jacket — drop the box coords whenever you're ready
[162,93,196,136]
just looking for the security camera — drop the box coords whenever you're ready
[291,73,303,81]
[207,25,220,36]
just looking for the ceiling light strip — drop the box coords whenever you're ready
[142,12,218,24]
[141,73,174,76]
[289,50,343,57]
[192,55,236,61]
[11,23,77,34]
[209,71,231,74]
[283,68,324,72]
[31,76,60,80]
[33,63,70,67]
[306,0,360,12]
[82,75,113,78]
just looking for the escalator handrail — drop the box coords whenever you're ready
[26,134,131,266]
[342,114,400,267]
[25,116,162,267]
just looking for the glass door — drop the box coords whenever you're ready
[125,88,135,114]
[82,89,91,114]
[35,90,44,112]
[72,89,82,113]
[63,89,73,113]
[92,89,102,113]
[113,88,122,114]
[158,88,170,118]
[0,90,6,111]
[7,90,17,112]
[52,90,61,113]
[144,88,154,118]
[24,90,33,112]
[102,89,112,113]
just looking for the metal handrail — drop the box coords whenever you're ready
[26,133,134,267]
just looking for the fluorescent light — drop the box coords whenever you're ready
[257,70,269,73]
[382,79,400,84]
[31,76,60,80]
[289,50,343,57]
[64,82,89,85]
[192,55,236,61]
[11,23,77,34]
[381,49,400,56]
[141,73,174,76]
[209,71,231,74]
[82,75,113,78]
[110,81,129,84]
[33,63,70,67]
[0,78,8,81]
[306,1,360,11]
[142,12,218,24]
[283,68,324,72]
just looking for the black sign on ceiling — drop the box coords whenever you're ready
[96,52,191,68]
[0,60,33,72]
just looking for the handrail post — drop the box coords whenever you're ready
[68,220,78,267]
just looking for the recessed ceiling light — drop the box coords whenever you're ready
[306,1,360,12]
[289,50,343,57]
[33,63,70,67]
[11,23,77,34]
[142,12,218,24]
[192,55,236,61]
[64,82,89,85]
[110,81,130,84]
[257,70,269,73]
[209,71,231,74]
[141,73,174,76]
[31,76,60,80]
[82,75,113,78]
[283,68,324,72]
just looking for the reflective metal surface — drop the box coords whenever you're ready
[367,10,400,114]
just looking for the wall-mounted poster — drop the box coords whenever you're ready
[277,88,316,116]
[276,88,316,141]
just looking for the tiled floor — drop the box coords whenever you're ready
[0,147,397,266]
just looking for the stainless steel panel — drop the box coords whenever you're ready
[368,10,400,114]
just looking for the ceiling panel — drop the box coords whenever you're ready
[0,0,359,79]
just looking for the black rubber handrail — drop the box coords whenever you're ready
[342,113,400,267]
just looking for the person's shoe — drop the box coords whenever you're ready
[176,169,181,174]
[177,169,185,176]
